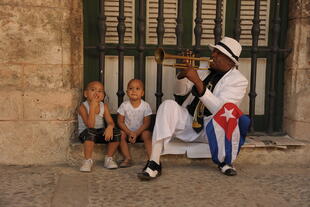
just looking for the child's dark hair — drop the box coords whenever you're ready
[82,81,105,101]
[127,79,144,90]
[84,81,104,91]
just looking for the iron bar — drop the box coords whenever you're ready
[214,0,223,43]
[249,0,261,132]
[175,0,183,52]
[137,0,146,84]
[116,0,126,106]
[194,0,202,56]
[98,0,107,84]
[233,0,241,41]
[267,0,281,133]
[155,0,164,110]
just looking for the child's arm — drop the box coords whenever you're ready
[103,103,115,141]
[134,115,151,137]
[78,104,96,128]
[117,114,132,136]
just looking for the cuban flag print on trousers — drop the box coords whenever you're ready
[206,103,250,165]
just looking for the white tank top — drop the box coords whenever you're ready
[78,101,105,133]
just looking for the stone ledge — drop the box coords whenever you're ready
[243,135,306,148]
[67,136,309,167]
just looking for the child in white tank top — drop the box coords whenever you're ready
[78,81,121,172]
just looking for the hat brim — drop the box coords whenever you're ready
[208,44,240,66]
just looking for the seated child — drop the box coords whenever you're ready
[117,79,152,167]
[78,81,121,172]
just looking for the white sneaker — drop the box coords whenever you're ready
[80,159,93,172]
[104,156,118,169]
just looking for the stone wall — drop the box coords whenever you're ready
[0,1,83,164]
[284,0,310,141]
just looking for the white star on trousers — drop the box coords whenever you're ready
[220,107,235,122]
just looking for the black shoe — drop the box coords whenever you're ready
[137,160,161,181]
[218,164,237,176]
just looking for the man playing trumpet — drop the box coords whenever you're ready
[138,37,249,180]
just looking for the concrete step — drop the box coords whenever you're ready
[67,135,309,167]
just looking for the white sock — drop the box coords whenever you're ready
[150,139,164,164]
[145,139,164,177]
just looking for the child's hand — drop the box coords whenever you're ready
[104,126,113,141]
[89,96,101,109]
[128,132,137,144]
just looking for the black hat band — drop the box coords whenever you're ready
[217,42,239,61]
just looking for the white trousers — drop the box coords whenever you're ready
[150,100,207,163]
[152,100,205,142]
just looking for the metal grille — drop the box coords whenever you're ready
[85,0,290,134]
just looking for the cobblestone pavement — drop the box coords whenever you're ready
[0,161,309,207]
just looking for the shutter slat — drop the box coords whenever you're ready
[240,0,270,46]
[194,0,226,45]
[146,0,178,45]
[104,0,135,44]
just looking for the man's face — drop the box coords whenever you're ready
[210,49,235,72]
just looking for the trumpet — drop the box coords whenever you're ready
[154,48,212,70]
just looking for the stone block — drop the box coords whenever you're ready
[24,64,64,89]
[285,89,310,122]
[0,120,76,165]
[68,139,310,167]
[283,118,310,141]
[296,19,310,69]
[284,69,310,96]
[63,64,83,89]
[286,18,310,69]
[283,69,295,97]
[0,0,72,8]
[288,0,310,19]
[61,10,83,65]
[285,20,298,69]
[284,69,310,122]
[23,89,80,121]
[286,20,310,67]
[0,5,62,64]
[0,90,23,120]
[0,64,23,88]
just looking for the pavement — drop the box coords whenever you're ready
[0,158,309,207]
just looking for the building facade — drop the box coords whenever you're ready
[0,0,308,164]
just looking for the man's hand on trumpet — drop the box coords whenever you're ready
[177,63,205,96]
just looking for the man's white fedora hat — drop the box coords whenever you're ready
[208,36,242,66]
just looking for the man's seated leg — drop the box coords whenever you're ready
[137,100,189,181]
[137,139,164,180]
[137,160,162,180]
[218,162,237,176]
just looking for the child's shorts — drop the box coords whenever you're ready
[79,128,121,144]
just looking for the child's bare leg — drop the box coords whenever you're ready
[84,140,95,159]
[119,131,132,160]
[140,130,152,159]
[106,141,120,157]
